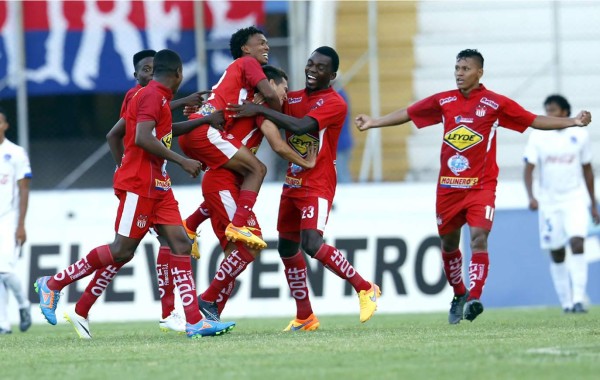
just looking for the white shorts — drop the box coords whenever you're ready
[538,198,589,250]
[0,211,19,273]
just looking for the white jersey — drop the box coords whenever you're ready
[523,128,591,203]
[0,138,32,217]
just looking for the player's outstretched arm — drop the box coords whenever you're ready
[355,108,411,132]
[260,119,317,169]
[227,101,318,135]
[531,110,591,130]
[106,118,126,166]
[171,110,225,136]
[170,91,212,111]
[135,121,202,178]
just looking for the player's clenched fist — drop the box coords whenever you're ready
[181,158,203,178]
[575,110,592,126]
[354,114,374,131]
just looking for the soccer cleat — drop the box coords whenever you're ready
[563,307,573,314]
[34,276,61,325]
[463,298,484,321]
[358,282,381,323]
[159,311,187,333]
[64,307,92,339]
[186,319,236,339]
[283,313,320,331]
[198,296,220,322]
[183,219,201,259]
[225,223,267,250]
[19,305,32,332]
[572,302,588,314]
[448,292,469,324]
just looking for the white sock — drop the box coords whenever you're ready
[549,261,572,309]
[570,254,588,304]
[0,279,9,330]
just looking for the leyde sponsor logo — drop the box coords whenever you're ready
[284,176,302,188]
[154,178,171,191]
[443,125,483,152]
[439,176,479,188]
[439,96,457,106]
[288,133,319,157]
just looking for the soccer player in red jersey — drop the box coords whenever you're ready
[228,47,381,330]
[186,65,317,321]
[179,26,283,251]
[34,49,235,339]
[354,49,592,323]
[62,50,221,338]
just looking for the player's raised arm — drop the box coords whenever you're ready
[170,90,212,111]
[354,107,411,131]
[172,110,225,136]
[531,110,591,130]
[260,119,316,169]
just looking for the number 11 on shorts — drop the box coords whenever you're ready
[485,205,495,221]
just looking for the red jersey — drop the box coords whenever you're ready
[191,56,266,126]
[119,84,142,118]
[407,84,536,192]
[202,117,264,194]
[281,87,347,201]
[114,80,174,198]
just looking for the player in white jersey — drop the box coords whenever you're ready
[524,95,600,313]
[0,107,32,333]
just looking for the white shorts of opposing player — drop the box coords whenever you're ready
[538,198,590,310]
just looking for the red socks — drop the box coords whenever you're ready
[282,251,314,320]
[185,201,210,231]
[170,254,202,325]
[48,245,115,291]
[314,244,371,292]
[216,282,236,314]
[468,251,489,300]
[156,247,175,319]
[202,245,255,303]
[231,189,257,227]
[75,255,133,318]
[442,249,467,296]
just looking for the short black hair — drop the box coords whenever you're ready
[262,65,288,84]
[456,49,484,68]
[230,26,265,59]
[153,49,182,76]
[133,49,156,70]
[313,46,339,73]
[544,94,571,116]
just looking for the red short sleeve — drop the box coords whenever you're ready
[498,96,537,133]
[241,57,267,88]
[306,94,347,131]
[407,94,443,128]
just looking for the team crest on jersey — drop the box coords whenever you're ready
[290,163,304,175]
[475,105,486,117]
[198,103,217,116]
[3,153,11,161]
[136,215,148,229]
[288,133,318,157]
[443,125,483,152]
[161,132,172,149]
[447,153,470,175]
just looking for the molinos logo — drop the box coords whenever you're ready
[284,176,302,188]
[443,125,483,152]
[161,131,172,150]
[446,153,470,175]
[439,96,457,106]
[136,214,148,229]
[154,178,171,191]
[288,133,318,157]
[440,176,479,188]
[480,97,499,110]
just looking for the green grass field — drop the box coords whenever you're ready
[1,307,599,380]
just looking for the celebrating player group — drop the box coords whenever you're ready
[33,26,593,339]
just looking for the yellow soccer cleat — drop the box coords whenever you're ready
[283,313,320,332]
[358,282,381,323]
[183,219,200,259]
[225,223,267,250]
